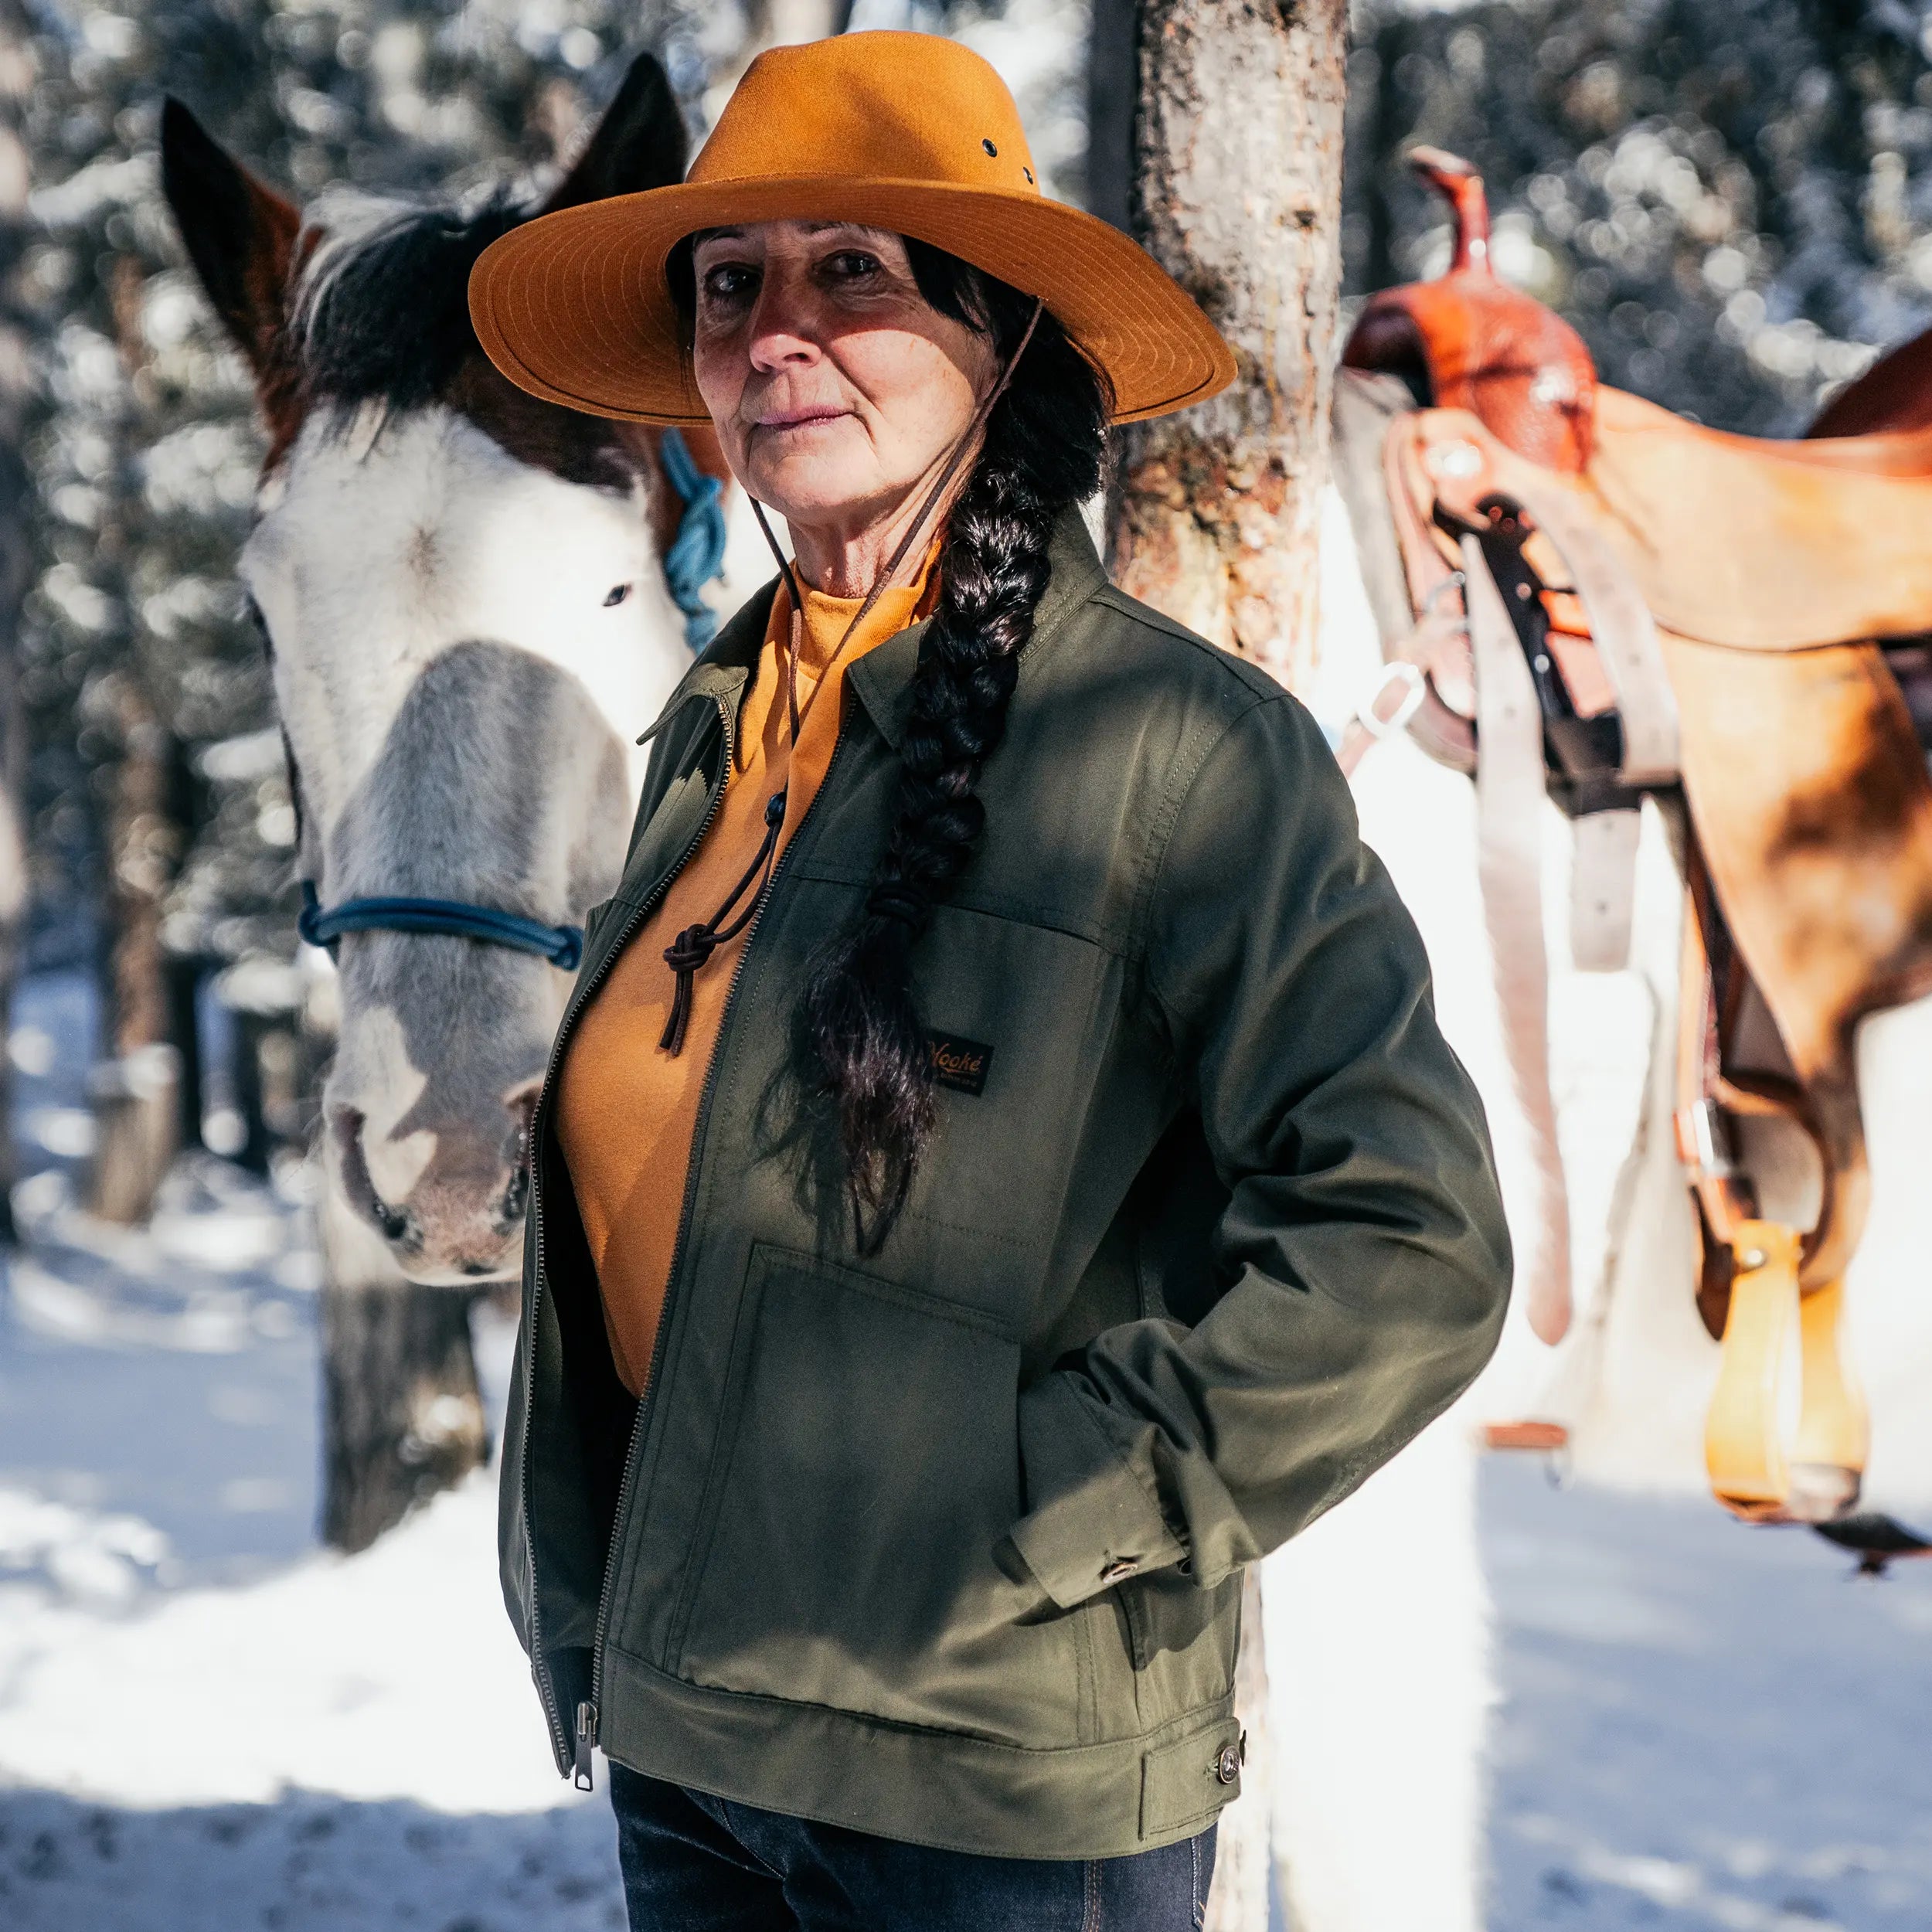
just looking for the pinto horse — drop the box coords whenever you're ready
[160,56,737,1543]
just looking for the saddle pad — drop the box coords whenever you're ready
[1587,389,1932,649]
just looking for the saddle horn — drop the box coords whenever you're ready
[1343,146,1597,473]
[1406,146,1492,274]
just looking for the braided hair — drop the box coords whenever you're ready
[804,247,1106,1248]
[669,236,1109,1248]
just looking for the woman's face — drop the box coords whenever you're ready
[690,220,995,543]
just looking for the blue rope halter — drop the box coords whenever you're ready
[294,437,730,973]
[658,427,728,651]
[299,881,583,971]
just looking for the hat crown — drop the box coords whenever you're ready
[689,32,1039,198]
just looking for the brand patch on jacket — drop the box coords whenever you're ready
[926,1031,993,1096]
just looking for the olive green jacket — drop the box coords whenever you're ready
[502,509,1510,1859]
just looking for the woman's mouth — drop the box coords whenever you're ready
[753,406,849,432]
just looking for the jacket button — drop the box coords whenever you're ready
[1216,1743,1240,1784]
[1099,1557,1138,1583]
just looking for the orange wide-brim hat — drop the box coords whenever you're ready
[469,32,1236,427]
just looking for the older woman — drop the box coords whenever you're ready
[471,30,1509,1931]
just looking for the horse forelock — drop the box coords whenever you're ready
[293,185,529,417]
[271,182,647,493]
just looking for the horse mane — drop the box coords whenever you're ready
[292,185,536,417]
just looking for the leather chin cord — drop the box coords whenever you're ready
[658,299,1046,1056]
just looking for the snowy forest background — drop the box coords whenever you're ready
[4,2,1932,1928]
[9,0,1932,1156]
[13,0,1932,1179]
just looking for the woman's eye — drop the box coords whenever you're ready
[826,250,880,281]
[604,583,632,608]
[699,263,756,305]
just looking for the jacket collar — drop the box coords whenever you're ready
[845,506,1107,751]
[635,576,777,743]
[640,507,1107,753]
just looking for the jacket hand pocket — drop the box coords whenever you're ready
[673,1245,1087,1747]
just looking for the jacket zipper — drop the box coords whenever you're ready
[521,694,734,1781]
[574,719,853,1787]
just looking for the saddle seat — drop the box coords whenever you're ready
[1587,386,1932,651]
[1345,148,1932,651]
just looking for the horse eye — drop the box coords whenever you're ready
[604,583,632,607]
[244,595,273,655]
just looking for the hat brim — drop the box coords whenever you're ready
[469,176,1236,427]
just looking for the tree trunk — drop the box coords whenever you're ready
[1109,0,1347,697]
[315,1115,490,1553]
[87,242,203,1224]
[1098,7,1349,1927]
[319,1277,492,1553]
[0,7,36,1243]
[87,682,185,1223]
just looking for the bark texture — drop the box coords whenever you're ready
[1104,8,1350,1926]
[320,1280,491,1553]
[0,6,32,1241]
[1111,0,1348,699]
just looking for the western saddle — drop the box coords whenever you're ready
[1338,149,1932,1561]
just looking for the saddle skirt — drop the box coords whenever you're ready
[1380,399,1932,1267]
[1588,387,1932,651]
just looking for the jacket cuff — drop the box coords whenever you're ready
[1009,1371,1188,1609]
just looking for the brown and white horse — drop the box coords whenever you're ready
[159,58,729,1289]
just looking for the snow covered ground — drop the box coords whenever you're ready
[0,968,1927,1930]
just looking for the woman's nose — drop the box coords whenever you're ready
[746,270,823,373]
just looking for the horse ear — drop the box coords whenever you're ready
[543,53,689,213]
[159,97,300,376]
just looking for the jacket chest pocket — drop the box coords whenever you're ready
[670,1244,1086,1748]
[774,883,1120,1281]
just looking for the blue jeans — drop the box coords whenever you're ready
[609,1764,1216,1930]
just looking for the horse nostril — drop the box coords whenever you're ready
[496,1082,540,1231]
[332,1105,417,1250]
[499,1160,529,1229]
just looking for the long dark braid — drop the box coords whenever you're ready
[801,247,1108,1249]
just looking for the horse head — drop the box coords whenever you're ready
[161,58,719,1284]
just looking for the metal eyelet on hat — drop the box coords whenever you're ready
[1023,167,1035,184]
[982,138,998,157]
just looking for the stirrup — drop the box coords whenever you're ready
[1703,1221,1869,1523]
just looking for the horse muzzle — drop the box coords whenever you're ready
[328,1093,535,1285]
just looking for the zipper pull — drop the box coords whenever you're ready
[573,1699,597,1791]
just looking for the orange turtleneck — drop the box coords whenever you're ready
[556,554,940,1395]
